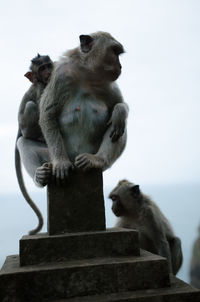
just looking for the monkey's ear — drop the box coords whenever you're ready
[24,71,34,83]
[130,185,140,195]
[79,35,94,53]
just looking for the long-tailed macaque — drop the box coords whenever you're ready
[109,180,183,275]
[15,54,53,235]
[39,32,128,181]
[190,225,200,288]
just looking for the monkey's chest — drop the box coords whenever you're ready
[58,93,109,158]
[60,96,109,131]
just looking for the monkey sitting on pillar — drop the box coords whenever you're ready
[109,180,183,275]
[19,35,129,186]
[39,32,129,182]
[15,54,53,234]
[16,38,128,235]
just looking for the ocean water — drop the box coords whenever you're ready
[0,183,200,284]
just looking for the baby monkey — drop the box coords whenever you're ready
[18,53,53,142]
[109,180,183,275]
[15,54,53,234]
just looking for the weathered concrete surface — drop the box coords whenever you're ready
[47,168,105,235]
[20,228,140,266]
[53,276,200,302]
[0,251,169,302]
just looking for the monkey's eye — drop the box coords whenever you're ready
[47,63,53,69]
[39,63,53,72]
[39,65,45,72]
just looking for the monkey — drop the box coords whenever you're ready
[18,54,53,141]
[15,54,53,235]
[190,225,200,288]
[38,32,129,183]
[109,180,183,275]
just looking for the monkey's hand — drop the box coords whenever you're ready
[34,162,52,187]
[75,153,106,171]
[52,159,74,183]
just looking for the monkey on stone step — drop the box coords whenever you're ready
[15,54,53,235]
[109,180,183,275]
[39,32,129,182]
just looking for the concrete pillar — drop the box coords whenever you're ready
[47,168,106,235]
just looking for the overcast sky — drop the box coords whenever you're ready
[0,0,200,194]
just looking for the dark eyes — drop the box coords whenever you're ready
[39,63,53,72]
[47,63,53,69]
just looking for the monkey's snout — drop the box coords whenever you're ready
[109,194,117,201]
[112,204,122,217]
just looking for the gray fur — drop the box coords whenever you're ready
[18,82,45,141]
[39,32,129,179]
[109,179,183,275]
[15,55,53,235]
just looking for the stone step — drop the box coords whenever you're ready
[0,250,169,302]
[50,276,200,302]
[20,228,140,266]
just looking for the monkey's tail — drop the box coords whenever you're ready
[15,135,43,235]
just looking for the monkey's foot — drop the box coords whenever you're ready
[52,159,74,185]
[34,162,52,187]
[75,153,106,171]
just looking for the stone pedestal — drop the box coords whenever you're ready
[47,169,105,235]
[19,228,140,266]
[0,250,170,302]
[1,169,200,301]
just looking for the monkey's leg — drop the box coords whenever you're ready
[75,127,127,171]
[17,137,51,186]
[168,236,183,275]
[158,239,174,274]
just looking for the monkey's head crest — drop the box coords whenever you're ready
[117,180,141,198]
[30,54,52,68]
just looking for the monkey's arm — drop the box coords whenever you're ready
[97,127,127,170]
[39,72,73,179]
[20,102,40,138]
[18,86,42,139]
[75,127,127,171]
[105,83,129,142]
[75,85,128,171]
[18,85,37,116]
[108,102,129,142]
[94,86,128,169]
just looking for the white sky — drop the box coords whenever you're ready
[0,0,200,193]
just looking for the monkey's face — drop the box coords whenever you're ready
[109,180,141,217]
[37,63,53,84]
[79,32,124,82]
[110,194,126,217]
[102,44,123,81]
[29,54,53,84]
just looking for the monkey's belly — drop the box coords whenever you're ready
[59,97,109,161]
